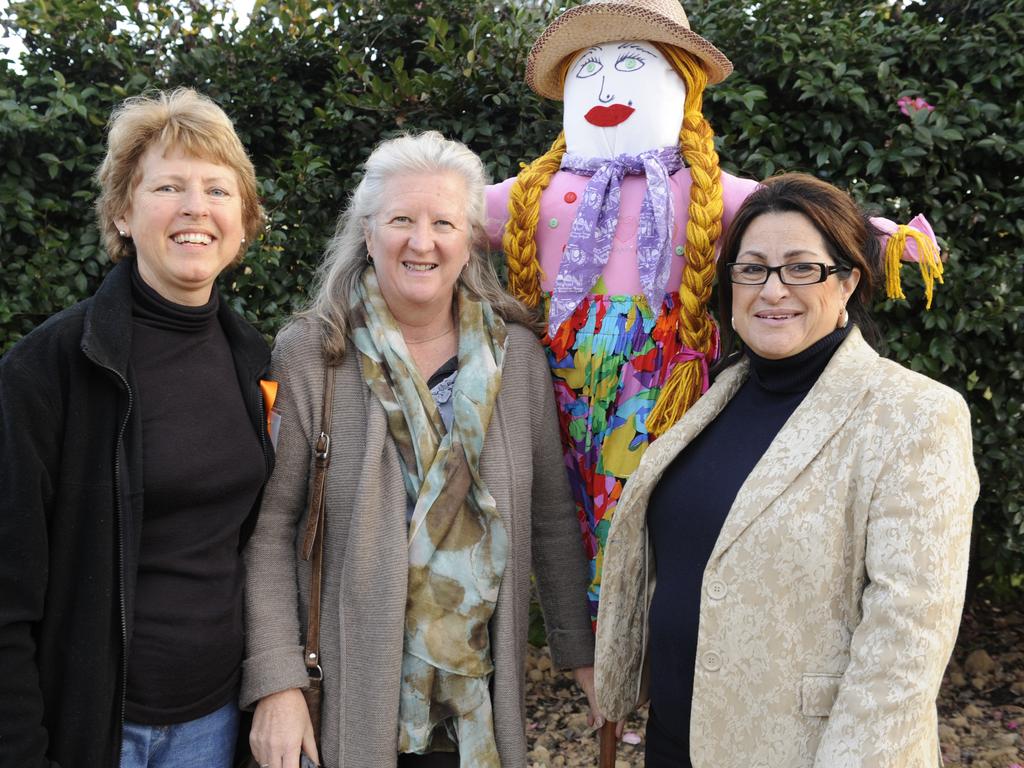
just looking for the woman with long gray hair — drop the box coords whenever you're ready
[241,131,598,768]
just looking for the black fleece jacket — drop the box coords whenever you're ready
[0,259,273,768]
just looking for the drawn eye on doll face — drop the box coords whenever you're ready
[562,40,686,158]
[575,52,603,79]
[574,47,647,81]
[614,50,646,73]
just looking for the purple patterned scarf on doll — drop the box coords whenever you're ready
[549,146,683,334]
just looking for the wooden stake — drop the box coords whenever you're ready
[599,719,617,767]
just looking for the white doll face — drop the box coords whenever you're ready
[562,41,687,159]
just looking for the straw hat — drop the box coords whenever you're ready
[526,0,733,100]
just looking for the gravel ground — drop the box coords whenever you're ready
[525,600,1023,767]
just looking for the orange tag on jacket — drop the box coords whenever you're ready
[259,379,279,434]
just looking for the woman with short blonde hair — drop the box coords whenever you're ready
[0,87,272,768]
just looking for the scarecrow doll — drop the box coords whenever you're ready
[485,0,941,627]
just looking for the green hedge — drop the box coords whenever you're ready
[1,0,1021,596]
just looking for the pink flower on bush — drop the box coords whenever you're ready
[898,95,935,116]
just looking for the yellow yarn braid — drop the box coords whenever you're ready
[884,225,944,309]
[503,132,567,307]
[646,45,724,437]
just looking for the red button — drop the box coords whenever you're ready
[564,192,577,204]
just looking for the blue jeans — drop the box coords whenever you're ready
[120,700,239,768]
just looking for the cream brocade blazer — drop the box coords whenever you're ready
[595,328,979,767]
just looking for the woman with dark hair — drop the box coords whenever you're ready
[594,173,978,767]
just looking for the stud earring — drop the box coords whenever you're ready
[241,237,246,244]
[119,230,128,238]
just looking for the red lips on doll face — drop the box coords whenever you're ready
[584,104,636,127]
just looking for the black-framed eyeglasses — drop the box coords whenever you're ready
[727,262,852,286]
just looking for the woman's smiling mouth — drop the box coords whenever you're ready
[172,232,214,245]
[755,310,802,322]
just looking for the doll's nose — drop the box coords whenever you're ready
[597,76,613,103]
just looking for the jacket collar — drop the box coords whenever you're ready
[711,326,878,563]
[638,326,879,563]
[215,283,271,380]
[80,259,270,379]
[80,259,134,376]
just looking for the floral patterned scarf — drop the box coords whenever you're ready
[350,269,508,767]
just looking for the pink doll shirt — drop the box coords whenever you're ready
[486,168,759,293]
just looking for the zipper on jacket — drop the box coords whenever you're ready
[98,362,133,765]
[256,386,271,475]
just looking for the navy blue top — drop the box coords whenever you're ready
[644,326,850,764]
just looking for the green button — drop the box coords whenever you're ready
[548,218,559,228]
[675,245,684,255]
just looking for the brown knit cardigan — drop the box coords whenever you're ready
[241,318,594,767]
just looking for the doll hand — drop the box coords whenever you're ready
[870,213,940,263]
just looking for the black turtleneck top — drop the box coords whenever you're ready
[125,264,266,724]
[644,326,851,766]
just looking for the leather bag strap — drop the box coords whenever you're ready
[302,365,335,679]
[301,364,334,560]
